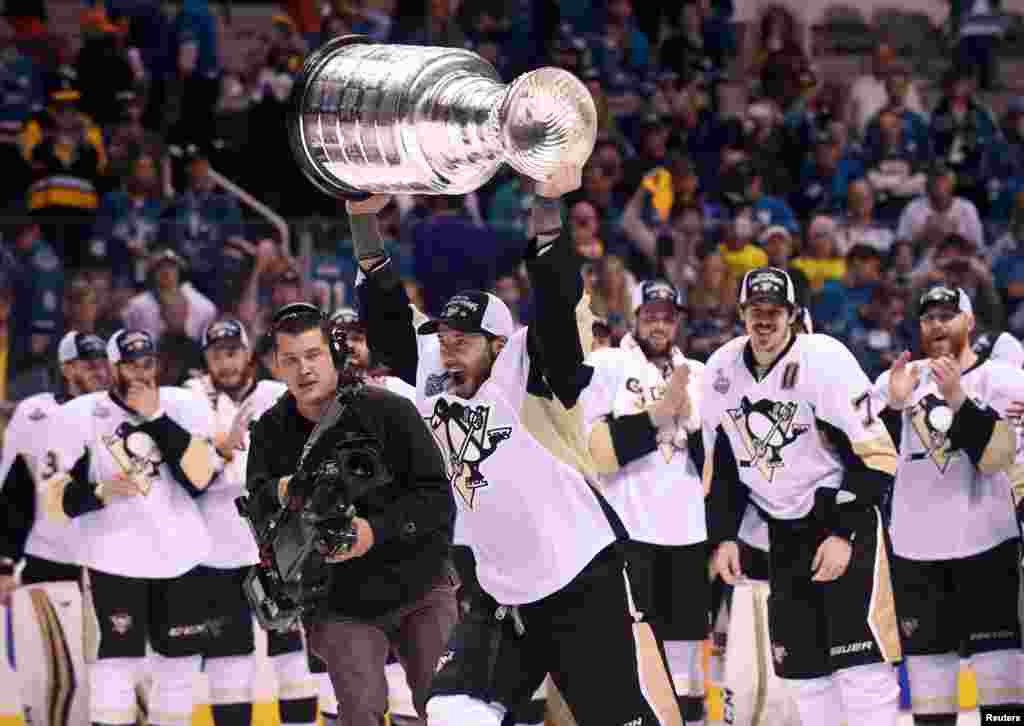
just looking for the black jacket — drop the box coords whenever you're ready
[246,384,454,619]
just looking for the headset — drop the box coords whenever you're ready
[270,302,348,370]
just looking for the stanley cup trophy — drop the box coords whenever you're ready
[288,35,598,198]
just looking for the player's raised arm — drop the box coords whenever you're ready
[521,168,594,410]
[349,195,420,387]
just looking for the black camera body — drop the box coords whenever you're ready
[236,389,393,631]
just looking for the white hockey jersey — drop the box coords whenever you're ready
[45,388,217,578]
[0,393,79,565]
[701,334,897,525]
[184,376,287,568]
[874,358,1023,560]
[582,338,707,546]
[415,326,616,606]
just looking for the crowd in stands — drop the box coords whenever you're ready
[1,0,1023,425]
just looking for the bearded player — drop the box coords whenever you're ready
[348,166,684,726]
[875,286,1024,724]
[581,279,710,725]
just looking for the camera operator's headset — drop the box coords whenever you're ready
[270,302,348,370]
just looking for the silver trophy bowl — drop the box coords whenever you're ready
[288,35,598,198]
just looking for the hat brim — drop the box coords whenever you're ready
[418,318,485,336]
[76,350,108,361]
[743,293,793,308]
[918,300,963,316]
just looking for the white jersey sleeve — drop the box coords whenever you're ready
[807,337,898,507]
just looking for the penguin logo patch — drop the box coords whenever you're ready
[908,394,959,472]
[727,397,809,481]
[426,399,512,509]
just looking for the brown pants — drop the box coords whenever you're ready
[306,578,459,726]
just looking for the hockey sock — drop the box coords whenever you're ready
[911,715,956,725]
[279,696,318,726]
[210,703,252,726]
[834,663,900,726]
[679,695,705,726]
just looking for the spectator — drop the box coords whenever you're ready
[659,0,731,85]
[393,0,467,47]
[621,114,670,188]
[590,252,636,342]
[929,66,1002,213]
[887,239,915,287]
[759,224,811,307]
[846,41,925,138]
[836,179,896,254]
[578,158,626,225]
[657,205,703,293]
[791,130,864,222]
[992,197,1024,326]
[22,74,107,269]
[781,79,844,184]
[686,252,741,360]
[161,148,246,306]
[587,0,651,96]
[717,208,768,278]
[171,0,222,145]
[75,6,136,129]
[734,160,798,235]
[0,25,41,207]
[741,100,791,196]
[862,62,930,156]
[104,88,165,188]
[951,0,1008,91]
[752,4,809,111]
[864,108,929,226]
[89,151,165,291]
[792,214,846,293]
[571,199,606,260]
[909,233,1005,332]
[897,163,984,257]
[1001,97,1024,172]
[411,194,501,316]
[664,77,723,180]
[846,283,912,380]
[63,274,102,336]
[220,237,277,336]
[487,174,536,234]
[814,243,884,337]
[620,153,712,267]
[121,247,217,342]
[492,268,526,328]
[1,202,62,371]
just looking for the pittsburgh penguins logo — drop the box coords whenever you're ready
[427,399,512,509]
[103,422,164,489]
[908,394,959,472]
[727,397,809,481]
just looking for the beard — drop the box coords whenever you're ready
[922,326,969,359]
[211,367,252,397]
[636,331,673,360]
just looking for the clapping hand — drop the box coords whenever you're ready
[887,351,920,410]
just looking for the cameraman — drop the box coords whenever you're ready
[245,303,456,726]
